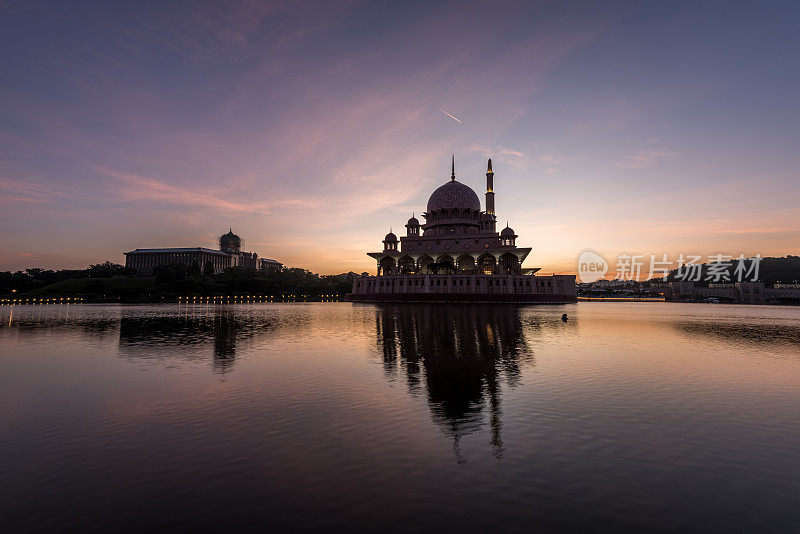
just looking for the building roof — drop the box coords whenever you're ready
[501,225,516,237]
[426,180,481,212]
[124,247,230,256]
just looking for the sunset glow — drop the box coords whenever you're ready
[1,2,798,274]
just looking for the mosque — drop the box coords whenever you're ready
[346,157,576,302]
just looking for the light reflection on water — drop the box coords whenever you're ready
[1,302,799,532]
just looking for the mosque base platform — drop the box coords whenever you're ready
[346,274,577,304]
[344,293,577,303]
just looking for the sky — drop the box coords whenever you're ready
[1,0,799,275]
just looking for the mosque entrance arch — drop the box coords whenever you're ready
[500,252,519,274]
[478,253,496,275]
[418,255,435,274]
[456,254,475,274]
[398,255,416,274]
[379,256,396,276]
[436,254,455,274]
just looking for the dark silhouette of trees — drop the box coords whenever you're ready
[87,261,130,278]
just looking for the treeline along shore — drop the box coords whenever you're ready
[0,261,358,303]
[3,256,799,305]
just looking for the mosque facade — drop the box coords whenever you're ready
[346,158,576,302]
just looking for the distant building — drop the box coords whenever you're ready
[258,257,283,271]
[124,229,282,276]
[587,279,636,288]
[661,281,800,304]
[346,157,576,302]
[124,247,231,276]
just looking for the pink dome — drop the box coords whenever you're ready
[426,180,481,213]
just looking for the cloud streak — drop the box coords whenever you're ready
[98,168,272,215]
[617,149,679,170]
[0,176,66,204]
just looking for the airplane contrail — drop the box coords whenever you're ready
[438,107,463,123]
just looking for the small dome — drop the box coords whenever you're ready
[384,232,397,242]
[220,229,241,243]
[407,216,419,226]
[427,180,481,213]
[501,226,516,237]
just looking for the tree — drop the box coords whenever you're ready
[154,265,174,285]
[88,261,129,278]
[203,261,215,276]
[174,262,187,280]
[86,280,106,295]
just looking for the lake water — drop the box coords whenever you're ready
[1,302,799,532]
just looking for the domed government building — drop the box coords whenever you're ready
[124,229,282,276]
[346,157,576,302]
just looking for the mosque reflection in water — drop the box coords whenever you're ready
[374,304,538,461]
[115,301,575,459]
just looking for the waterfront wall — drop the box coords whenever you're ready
[347,274,576,303]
